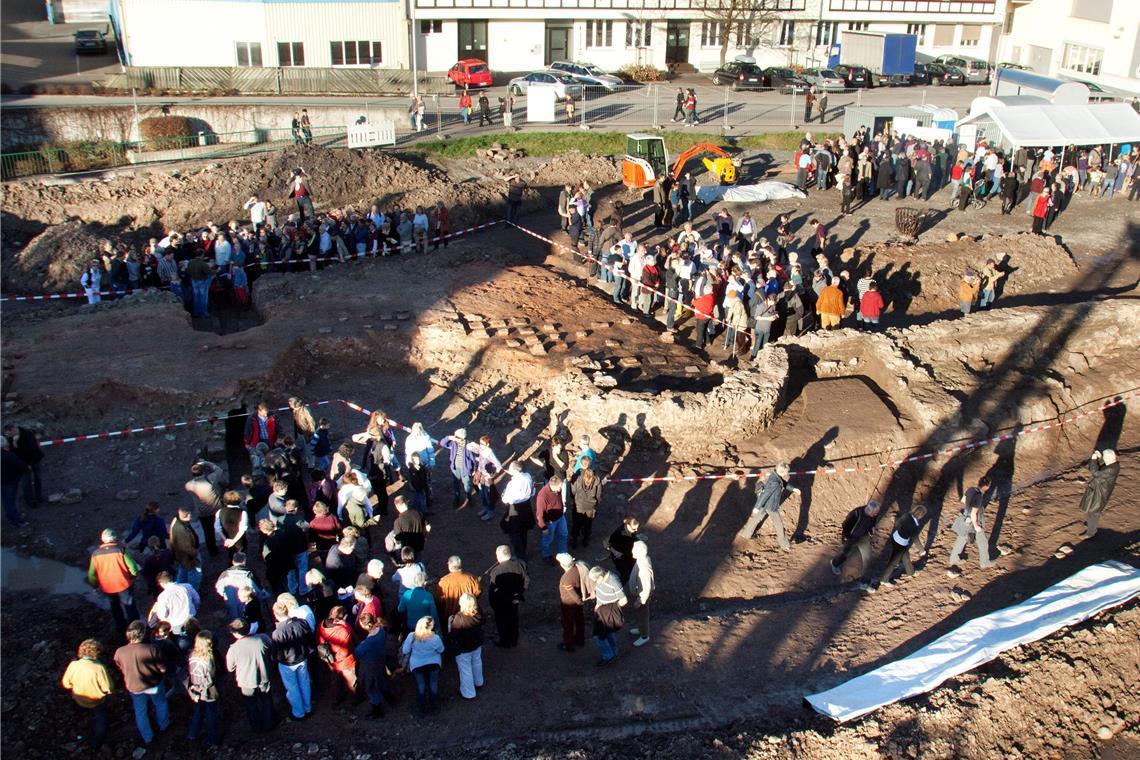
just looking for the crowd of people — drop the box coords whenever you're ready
[77,168,455,315]
[60,404,656,749]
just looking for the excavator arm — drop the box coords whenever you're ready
[670,143,729,180]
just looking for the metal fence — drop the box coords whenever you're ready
[101,66,452,96]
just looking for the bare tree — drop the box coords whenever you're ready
[698,0,781,67]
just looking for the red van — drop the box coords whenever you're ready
[447,59,493,89]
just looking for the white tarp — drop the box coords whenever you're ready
[695,181,806,204]
[956,102,1140,148]
[805,560,1140,722]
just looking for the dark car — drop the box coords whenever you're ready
[832,64,871,88]
[711,60,766,90]
[925,63,966,85]
[909,63,930,86]
[74,30,108,54]
[762,67,808,92]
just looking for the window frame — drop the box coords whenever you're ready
[330,40,383,67]
[585,20,614,48]
[277,41,305,67]
[235,41,262,67]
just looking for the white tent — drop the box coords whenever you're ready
[956,102,1140,148]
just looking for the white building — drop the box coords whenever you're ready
[412,0,1012,74]
[997,0,1140,94]
[111,0,409,69]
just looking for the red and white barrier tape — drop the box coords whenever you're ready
[605,391,1137,483]
[507,221,754,339]
[0,222,501,303]
[39,400,339,448]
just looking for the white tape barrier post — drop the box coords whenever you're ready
[805,560,1140,723]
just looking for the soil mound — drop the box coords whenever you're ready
[2,221,107,293]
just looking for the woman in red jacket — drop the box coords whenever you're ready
[1031,187,1051,235]
[691,277,718,350]
[317,605,358,703]
[858,281,885,331]
[432,201,451,251]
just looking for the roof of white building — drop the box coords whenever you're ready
[957,102,1140,147]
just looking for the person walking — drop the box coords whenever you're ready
[458,88,472,125]
[1031,186,1051,234]
[555,553,592,652]
[626,541,654,648]
[87,528,140,633]
[830,500,881,581]
[402,617,446,716]
[487,544,528,648]
[61,639,115,751]
[185,631,221,747]
[438,428,477,509]
[817,92,829,124]
[672,87,685,122]
[535,475,568,561]
[736,465,799,550]
[804,87,816,124]
[447,592,485,699]
[1080,449,1119,538]
[872,504,928,591]
[3,422,43,508]
[113,621,171,745]
[478,92,492,126]
[946,480,994,576]
[225,618,275,733]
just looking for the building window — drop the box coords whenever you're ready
[235,42,262,67]
[847,22,868,32]
[701,21,722,48]
[932,24,954,46]
[585,20,613,48]
[778,21,795,47]
[277,42,304,67]
[906,23,926,45]
[815,21,838,46]
[959,24,981,47]
[626,20,652,48]
[735,22,754,48]
[1062,43,1104,75]
[420,20,443,34]
[330,41,382,66]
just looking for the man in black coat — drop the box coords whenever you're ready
[1080,449,1120,538]
[487,544,529,648]
[3,423,43,507]
[830,500,881,580]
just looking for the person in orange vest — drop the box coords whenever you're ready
[87,528,140,633]
[816,275,846,329]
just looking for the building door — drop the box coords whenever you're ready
[458,20,488,61]
[546,23,571,65]
[665,21,689,64]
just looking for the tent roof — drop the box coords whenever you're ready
[958,102,1140,147]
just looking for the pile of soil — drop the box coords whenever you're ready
[2,221,108,293]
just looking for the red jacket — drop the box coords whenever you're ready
[1032,194,1050,219]
[244,414,277,449]
[318,620,357,671]
[860,290,885,320]
[692,291,717,319]
[88,543,138,594]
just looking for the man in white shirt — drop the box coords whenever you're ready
[498,462,534,557]
[148,571,200,634]
[244,195,267,232]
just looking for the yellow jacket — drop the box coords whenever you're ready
[62,657,114,708]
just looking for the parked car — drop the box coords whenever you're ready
[508,71,583,99]
[547,61,622,91]
[997,62,1030,71]
[832,64,871,88]
[73,29,108,54]
[447,59,493,89]
[909,63,930,86]
[800,68,847,91]
[762,67,809,92]
[925,63,966,86]
[933,55,993,84]
[711,60,766,90]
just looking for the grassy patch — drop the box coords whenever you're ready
[400,130,842,160]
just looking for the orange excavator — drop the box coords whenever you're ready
[622,135,740,189]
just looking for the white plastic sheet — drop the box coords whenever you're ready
[695,181,807,204]
[805,560,1140,722]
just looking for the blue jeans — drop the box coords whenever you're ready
[594,632,618,662]
[89,703,109,747]
[1,484,25,527]
[612,277,627,304]
[979,288,995,308]
[187,699,220,746]
[1102,180,1115,199]
[451,468,472,506]
[412,664,440,712]
[506,201,521,224]
[540,515,568,558]
[411,488,429,514]
[288,552,309,596]
[191,277,211,317]
[175,564,202,590]
[278,661,312,718]
[130,686,171,744]
[479,484,493,516]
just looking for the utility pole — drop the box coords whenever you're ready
[409,0,419,98]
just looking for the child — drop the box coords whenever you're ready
[61,639,114,750]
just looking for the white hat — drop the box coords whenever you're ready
[455,428,467,439]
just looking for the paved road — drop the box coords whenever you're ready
[0,0,120,88]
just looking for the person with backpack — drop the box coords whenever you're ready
[830,500,881,581]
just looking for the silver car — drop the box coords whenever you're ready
[800,67,847,92]
[548,61,623,91]
[508,71,583,99]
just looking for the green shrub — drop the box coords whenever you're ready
[139,115,193,151]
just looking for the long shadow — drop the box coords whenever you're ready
[789,426,840,543]
[982,438,1017,557]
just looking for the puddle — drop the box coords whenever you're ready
[0,547,105,606]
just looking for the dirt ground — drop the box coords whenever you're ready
[1,144,1139,759]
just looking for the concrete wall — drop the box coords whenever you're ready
[0,103,408,150]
